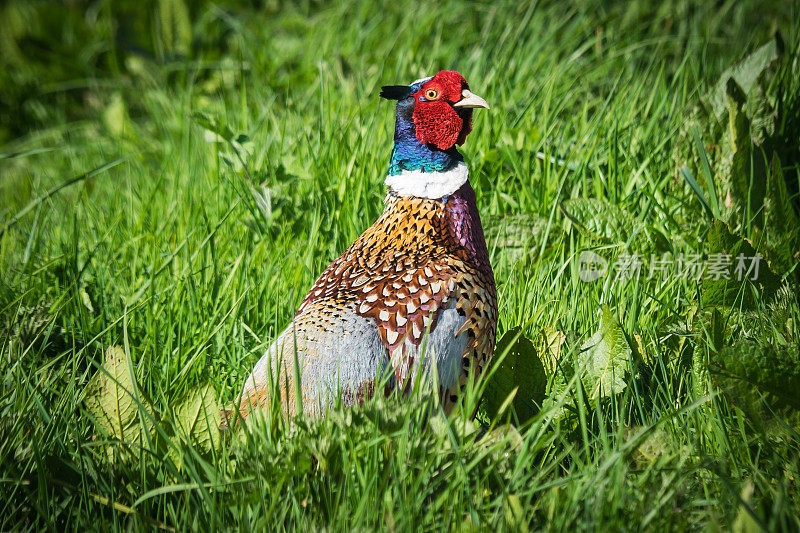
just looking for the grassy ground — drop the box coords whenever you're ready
[2,0,800,530]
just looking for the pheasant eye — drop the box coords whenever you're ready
[425,89,439,100]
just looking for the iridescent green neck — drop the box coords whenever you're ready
[388,97,463,175]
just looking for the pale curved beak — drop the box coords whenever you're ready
[453,89,490,109]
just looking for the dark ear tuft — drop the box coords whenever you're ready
[380,85,413,101]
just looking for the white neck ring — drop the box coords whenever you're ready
[384,162,468,199]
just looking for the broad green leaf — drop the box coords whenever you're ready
[577,305,630,399]
[702,221,782,308]
[710,340,800,433]
[711,341,800,410]
[764,152,798,231]
[726,78,750,151]
[759,153,800,277]
[535,327,566,375]
[561,198,670,255]
[675,36,786,228]
[485,327,547,423]
[83,346,151,445]
[623,426,673,468]
[725,78,769,226]
[174,383,221,454]
[706,36,781,120]
[484,213,553,260]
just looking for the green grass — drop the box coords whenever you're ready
[2,0,800,529]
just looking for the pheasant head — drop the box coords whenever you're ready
[380,71,489,182]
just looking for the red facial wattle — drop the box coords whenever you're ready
[412,71,474,150]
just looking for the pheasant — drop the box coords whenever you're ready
[229,70,497,424]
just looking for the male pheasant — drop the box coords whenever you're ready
[230,70,496,423]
